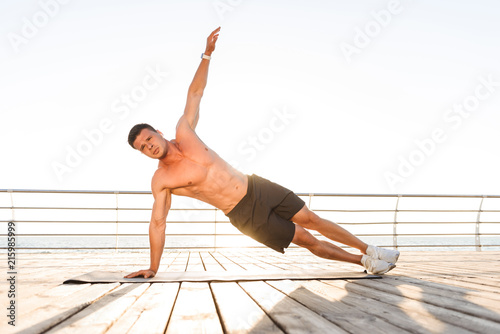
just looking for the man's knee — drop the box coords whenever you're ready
[292,225,320,249]
[293,208,322,230]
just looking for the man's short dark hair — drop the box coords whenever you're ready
[128,123,157,149]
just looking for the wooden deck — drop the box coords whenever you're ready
[2,249,500,334]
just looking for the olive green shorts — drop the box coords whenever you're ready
[226,174,305,253]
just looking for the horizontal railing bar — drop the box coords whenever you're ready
[393,244,500,248]
[0,233,243,237]
[0,189,152,195]
[0,220,228,224]
[3,189,500,198]
[0,207,214,211]
[3,206,500,214]
[398,234,500,236]
[4,207,500,213]
[314,209,500,213]
[5,233,499,237]
[0,220,150,224]
[2,220,499,225]
[299,194,500,198]
[2,245,499,251]
[0,246,271,250]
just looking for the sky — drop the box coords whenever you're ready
[1,0,500,196]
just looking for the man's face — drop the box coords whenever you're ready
[133,128,168,159]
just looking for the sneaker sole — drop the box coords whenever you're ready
[377,263,396,275]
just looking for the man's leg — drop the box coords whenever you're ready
[291,222,396,274]
[291,225,362,265]
[290,205,400,267]
[291,205,369,253]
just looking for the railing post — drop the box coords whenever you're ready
[308,194,313,210]
[8,190,15,223]
[393,195,401,250]
[115,192,119,252]
[214,208,217,252]
[475,196,486,252]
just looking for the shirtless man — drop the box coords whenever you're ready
[125,27,399,278]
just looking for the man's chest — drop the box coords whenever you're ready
[166,158,209,189]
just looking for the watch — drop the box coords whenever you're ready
[201,53,211,60]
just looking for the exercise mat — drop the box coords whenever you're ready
[64,270,381,284]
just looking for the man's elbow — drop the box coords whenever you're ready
[188,86,204,98]
[150,219,166,233]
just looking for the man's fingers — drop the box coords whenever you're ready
[209,27,221,38]
[124,271,144,278]
[124,271,141,278]
[124,270,155,278]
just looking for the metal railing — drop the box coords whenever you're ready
[1,189,499,251]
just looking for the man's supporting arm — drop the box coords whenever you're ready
[124,187,171,278]
[180,27,220,130]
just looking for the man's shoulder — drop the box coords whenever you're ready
[176,116,193,135]
[151,167,171,194]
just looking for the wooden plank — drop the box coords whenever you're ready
[211,282,283,333]
[326,279,500,334]
[222,251,267,271]
[354,277,500,323]
[14,283,120,334]
[239,281,348,333]
[210,252,246,271]
[157,252,179,272]
[243,251,295,270]
[186,252,205,271]
[387,276,500,311]
[19,283,91,316]
[200,252,226,271]
[166,253,189,272]
[165,282,223,334]
[429,276,500,295]
[239,251,291,270]
[44,283,149,334]
[394,266,500,294]
[267,279,411,334]
[318,279,470,334]
[106,283,179,334]
[444,275,500,289]
[412,262,500,277]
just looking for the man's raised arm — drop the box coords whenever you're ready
[124,185,171,278]
[180,27,220,130]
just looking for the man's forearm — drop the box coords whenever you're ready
[188,56,211,96]
[149,223,165,273]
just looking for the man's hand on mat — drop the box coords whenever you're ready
[124,269,156,278]
[205,26,220,55]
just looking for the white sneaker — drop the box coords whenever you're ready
[366,245,400,264]
[361,255,396,275]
